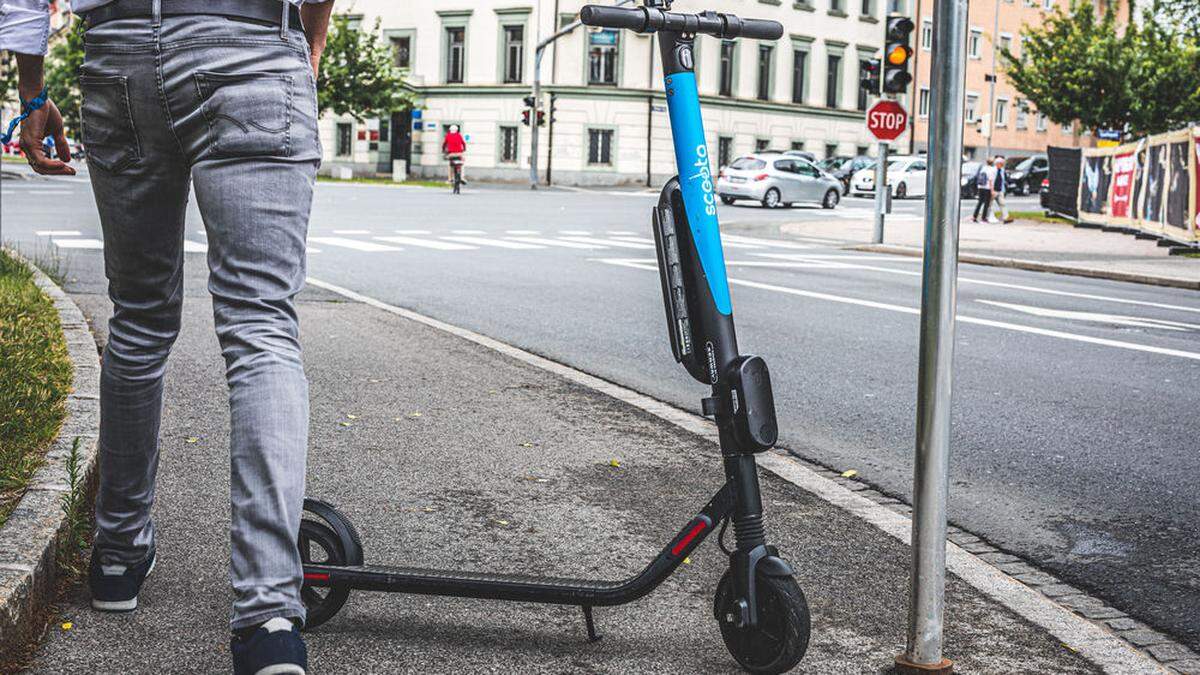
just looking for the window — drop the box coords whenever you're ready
[757,44,773,100]
[379,119,390,144]
[445,27,465,83]
[1061,121,1072,134]
[965,94,979,122]
[856,145,869,156]
[830,0,843,12]
[791,49,808,104]
[499,125,519,163]
[718,136,734,168]
[995,98,1009,127]
[391,36,411,69]
[589,30,620,85]
[856,59,871,111]
[998,33,1012,55]
[587,128,614,165]
[719,41,736,96]
[918,87,930,117]
[755,138,770,152]
[861,0,874,16]
[503,25,524,83]
[1036,111,1047,131]
[824,143,838,158]
[887,0,905,12]
[1042,0,1053,9]
[336,122,352,157]
[1015,100,1028,129]
[921,20,932,51]
[825,54,842,108]
[968,29,982,58]
[791,140,806,151]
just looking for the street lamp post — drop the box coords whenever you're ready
[895,0,968,671]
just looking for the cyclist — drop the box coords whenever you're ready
[442,124,467,185]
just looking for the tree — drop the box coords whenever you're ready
[317,15,414,121]
[1003,0,1200,138]
[45,18,85,138]
[1155,0,1199,41]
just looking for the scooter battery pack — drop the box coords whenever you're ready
[725,355,778,452]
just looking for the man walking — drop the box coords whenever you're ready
[971,158,994,223]
[2,1,333,672]
[992,155,1014,224]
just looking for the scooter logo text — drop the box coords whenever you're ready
[689,145,717,217]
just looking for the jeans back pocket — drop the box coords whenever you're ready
[80,74,141,173]
[194,71,294,159]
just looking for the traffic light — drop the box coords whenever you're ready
[536,110,546,127]
[882,16,914,94]
[521,109,531,126]
[859,58,881,96]
[522,95,536,126]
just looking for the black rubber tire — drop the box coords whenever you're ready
[298,519,351,629]
[721,196,736,205]
[762,188,782,209]
[895,182,908,199]
[714,567,811,674]
[822,189,839,209]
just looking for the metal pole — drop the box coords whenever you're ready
[873,141,888,244]
[984,0,1000,161]
[529,0,635,189]
[896,0,968,670]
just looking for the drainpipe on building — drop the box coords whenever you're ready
[530,0,636,190]
[909,0,922,156]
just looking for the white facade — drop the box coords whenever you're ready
[325,0,902,186]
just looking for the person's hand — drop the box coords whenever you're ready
[18,96,75,176]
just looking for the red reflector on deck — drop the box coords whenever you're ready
[304,572,330,582]
[671,520,708,556]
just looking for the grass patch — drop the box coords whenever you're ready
[317,175,449,189]
[0,250,73,527]
[1009,210,1071,224]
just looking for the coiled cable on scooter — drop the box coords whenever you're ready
[718,517,733,556]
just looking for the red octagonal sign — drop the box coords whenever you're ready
[866,100,908,141]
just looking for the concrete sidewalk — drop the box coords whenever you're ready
[766,213,1200,289]
[26,258,1129,673]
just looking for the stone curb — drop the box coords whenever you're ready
[0,250,101,664]
[305,276,1193,674]
[846,243,1200,291]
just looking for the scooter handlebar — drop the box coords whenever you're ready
[579,5,784,40]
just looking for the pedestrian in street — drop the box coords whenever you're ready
[993,155,1014,223]
[971,157,994,222]
[443,124,467,184]
[1,1,334,672]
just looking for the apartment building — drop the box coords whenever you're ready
[324,0,909,185]
[905,0,1123,159]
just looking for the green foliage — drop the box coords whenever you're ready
[45,18,86,138]
[58,436,92,572]
[0,52,17,107]
[1156,0,1199,41]
[0,250,72,527]
[317,15,414,121]
[1003,0,1200,138]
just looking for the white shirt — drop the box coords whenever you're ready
[0,0,327,55]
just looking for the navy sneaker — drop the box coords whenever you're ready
[88,550,155,612]
[231,617,307,675]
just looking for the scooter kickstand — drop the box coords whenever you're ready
[581,605,601,642]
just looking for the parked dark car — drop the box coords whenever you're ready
[818,155,873,195]
[1005,154,1048,195]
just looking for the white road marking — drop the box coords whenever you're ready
[978,300,1200,332]
[722,234,815,250]
[36,229,81,236]
[608,230,638,236]
[756,253,1200,315]
[395,229,432,235]
[374,236,476,250]
[308,237,403,252]
[559,236,652,249]
[183,240,207,253]
[25,189,73,195]
[506,229,540,235]
[505,237,605,249]
[333,229,371,235]
[51,238,104,249]
[440,235,544,249]
[560,229,592,235]
[600,259,1200,362]
[452,229,487,235]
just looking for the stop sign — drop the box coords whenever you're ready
[866,100,908,141]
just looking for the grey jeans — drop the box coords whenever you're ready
[81,9,319,630]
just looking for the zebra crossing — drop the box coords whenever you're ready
[33,229,832,255]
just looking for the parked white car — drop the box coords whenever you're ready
[849,156,929,199]
[716,153,843,209]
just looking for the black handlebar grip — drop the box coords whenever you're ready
[738,18,784,40]
[579,5,647,31]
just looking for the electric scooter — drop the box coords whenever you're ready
[298,3,810,672]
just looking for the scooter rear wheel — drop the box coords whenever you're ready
[714,566,811,674]
[298,519,351,629]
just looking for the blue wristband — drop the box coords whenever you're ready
[1,88,49,145]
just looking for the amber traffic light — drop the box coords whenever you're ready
[883,16,914,94]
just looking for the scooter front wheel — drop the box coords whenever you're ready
[713,566,811,674]
[298,519,351,629]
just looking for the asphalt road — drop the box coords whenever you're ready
[3,171,1197,653]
